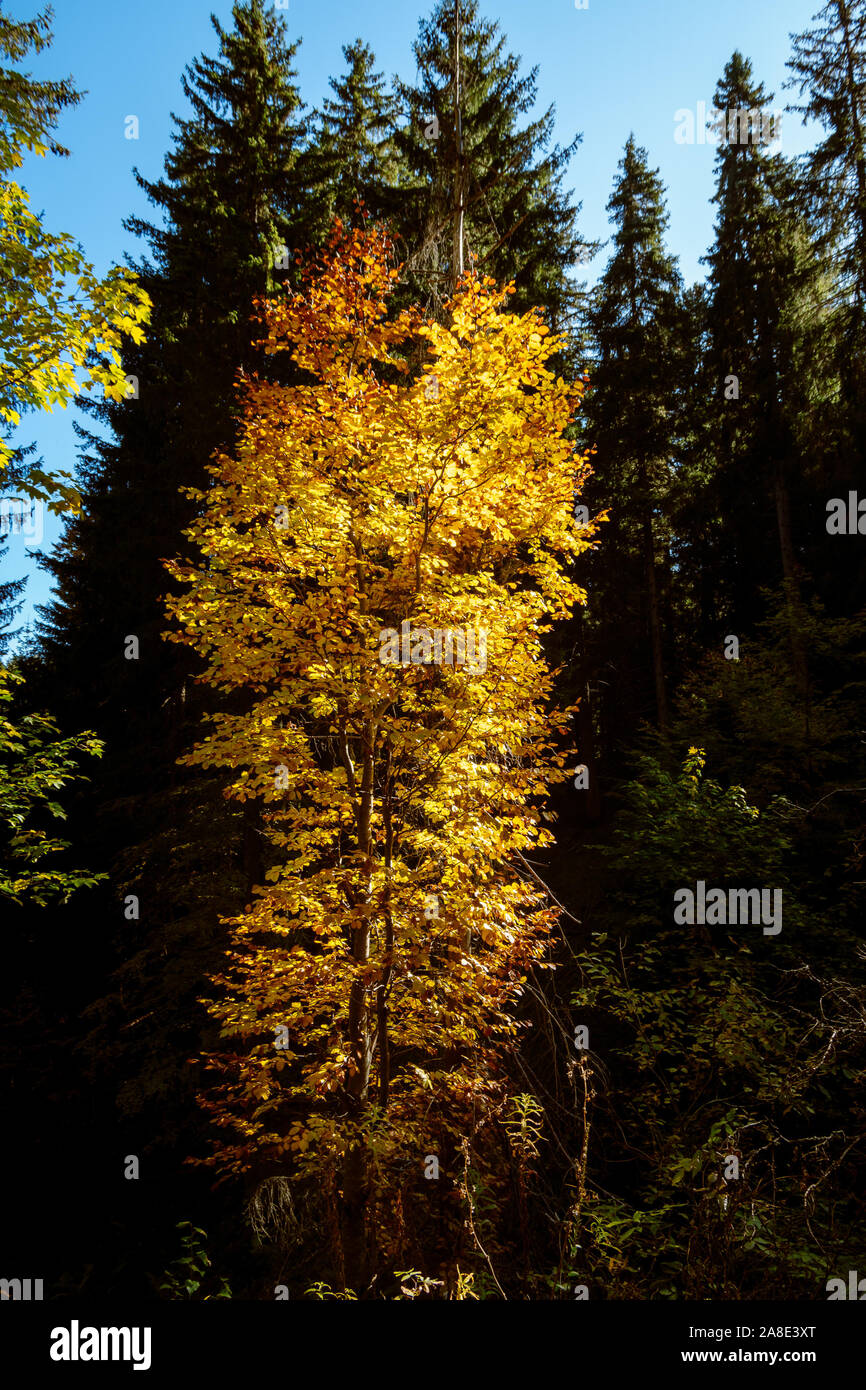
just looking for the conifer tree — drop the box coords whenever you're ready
[581,137,686,745]
[300,39,401,232]
[0,539,26,657]
[706,58,812,599]
[19,2,313,1288]
[391,0,592,338]
[684,55,833,680]
[36,0,309,732]
[32,0,312,889]
[787,1,866,604]
[787,0,866,316]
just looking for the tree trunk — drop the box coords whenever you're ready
[773,455,798,592]
[341,714,375,1292]
[574,608,602,820]
[642,510,669,732]
[839,0,866,312]
[242,800,264,904]
[773,456,811,738]
[451,0,464,289]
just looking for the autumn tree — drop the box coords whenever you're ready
[165,223,596,1294]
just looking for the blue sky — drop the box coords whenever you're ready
[4,0,821,635]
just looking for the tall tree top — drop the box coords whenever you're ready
[300,38,401,229]
[127,0,306,286]
[706,54,785,298]
[711,50,780,160]
[392,0,591,333]
[586,136,685,473]
[597,135,682,333]
[786,0,866,308]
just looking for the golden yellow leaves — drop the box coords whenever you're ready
[168,221,599,1187]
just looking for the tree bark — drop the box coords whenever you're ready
[339,528,378,1292]
[839,0,866,312]
[242,800,264,904]
[574,608,602,820]
[451,0,464,290]
[341,716,375,1292]
[773,455,811,735]
[642,509,669,733]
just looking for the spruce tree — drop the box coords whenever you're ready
[20,1,313,1290]
[0,539,25,657]
[690,55,833,660]
[300,39,401,232]
[391,0,592,338]
[787,0,866,316]
[787,2,866,605]
[580,136,686,748]
[36,0,308,724]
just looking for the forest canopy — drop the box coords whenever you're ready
[1,0,865,1308]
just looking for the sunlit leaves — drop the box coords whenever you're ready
[167,222,597,1198]
[0,6,151,508]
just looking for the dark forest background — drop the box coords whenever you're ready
[2,0,866,1299]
